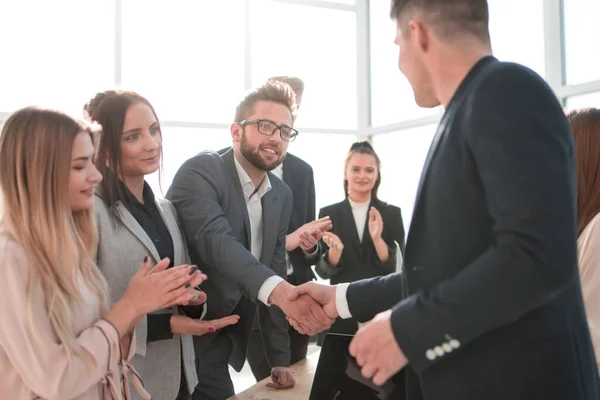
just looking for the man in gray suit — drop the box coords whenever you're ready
[167,80,333,399]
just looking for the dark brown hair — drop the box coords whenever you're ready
[567,108,600,236]
[344,141,382,202]
[234,80,298,122]
[390,0,490,43]
[83,90,162,216]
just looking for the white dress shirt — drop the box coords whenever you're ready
[233,155,284,305]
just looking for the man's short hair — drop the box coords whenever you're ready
[234,80,298,122]
[390,0,490,43]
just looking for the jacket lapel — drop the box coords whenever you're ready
[412,116,450,209]
[340,198,362,255]
[154,200,184,266]
[282,156,292,184]
[115,202,161,262]
[222,150,252,247]
[260,182,279,265]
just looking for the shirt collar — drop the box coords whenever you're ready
[118,178,155,208]
[233,154,272,200]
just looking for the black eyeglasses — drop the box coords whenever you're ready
[238,119,299,142]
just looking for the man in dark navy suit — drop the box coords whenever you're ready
[288,1,600,399]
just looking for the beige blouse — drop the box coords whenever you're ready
[0,236,149,399]
[577,213,600,374]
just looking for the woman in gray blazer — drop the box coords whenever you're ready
[85,90,239,400]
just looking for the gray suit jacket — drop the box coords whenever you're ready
[94,193,199,400]
[167,149,292,371]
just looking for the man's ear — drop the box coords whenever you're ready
[410,19,431,52]
[231,122,242,142]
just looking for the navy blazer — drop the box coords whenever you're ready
[345,57,599,399]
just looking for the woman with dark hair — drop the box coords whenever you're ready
[568,107,600,374]
[85,90,239,400]
[315,141,405,336]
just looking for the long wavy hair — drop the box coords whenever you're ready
[0,107,109,360]
[568,107,600,236]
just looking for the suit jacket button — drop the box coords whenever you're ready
[442,343,453,353]
[426,349,436,360]
[434,346,444,357]
[227,299,235,307]
[449,339,460,349]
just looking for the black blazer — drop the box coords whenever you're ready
[345,57,600,399]
[218,149,319,284]
[316,198,405,285]
[317,198,405,337]
[282,153,319,284]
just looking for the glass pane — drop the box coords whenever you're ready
[564,0,600,85]
[121,0,245,123]
[369,0,440,126]
[146,128,233,196]
[0,0,114,115]
[286,133,357,213]
[250,1,357,130]
[488,0,546,78]
[566,92,600,111]
[372,124,438,232]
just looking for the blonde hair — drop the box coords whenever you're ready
[0,107,109,360]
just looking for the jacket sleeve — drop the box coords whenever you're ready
[167,153,276,301]
[373,206,406,274]
[314,207,344,279]
[0,244,122,400]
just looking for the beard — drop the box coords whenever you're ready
[240,131,285,171]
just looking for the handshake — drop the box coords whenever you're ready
[268,281,339,336]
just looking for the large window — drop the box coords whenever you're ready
[146,128,232,195]
[121,0,245,123]
[0,0,114,115]
[369,0,440,126]
[566,92,600,111]
[564,0,600,85]
[250,1,357,130]
[0,0,594,393]
[488,0,546,78]
[286,132,358,213]
[373,125,437,232]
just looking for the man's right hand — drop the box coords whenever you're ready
[268,282,334,336]
[286,216,332,252]
[286,282,339,334]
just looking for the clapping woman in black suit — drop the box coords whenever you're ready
[316,141,405,336]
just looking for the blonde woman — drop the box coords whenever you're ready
[0,107,205,400]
